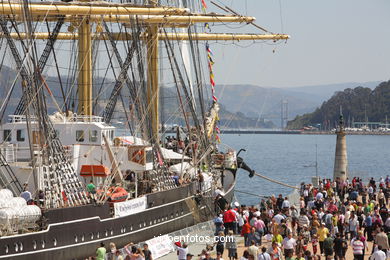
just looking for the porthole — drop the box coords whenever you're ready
[14,243,18,252]
[41,240,45,249]
[19,242,23,251]
[4,245,9,254]
[74,235,78,243]
[53,238,57,247]
[32,241,37,250]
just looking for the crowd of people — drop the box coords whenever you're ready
[91,176,390,260]
[208,176,390,260]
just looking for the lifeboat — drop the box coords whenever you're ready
[106,186,128,203]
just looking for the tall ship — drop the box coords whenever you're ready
[0,0,288,259]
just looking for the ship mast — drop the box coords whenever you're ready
[78,16,92,116]
[147,0,159,140]
[0,1,290,139]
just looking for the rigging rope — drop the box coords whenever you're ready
[234,189,270,198]
[253,171,299,190]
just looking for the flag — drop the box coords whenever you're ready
[201,0,207,12]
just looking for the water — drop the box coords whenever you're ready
[221,134,390,205]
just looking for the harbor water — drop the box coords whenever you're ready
[222,133,390,205]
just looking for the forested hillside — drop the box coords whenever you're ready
[287,80,390,129]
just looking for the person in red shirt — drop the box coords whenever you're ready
[223,207,237,234]
[241,220,251,246]
[327,201,338,213]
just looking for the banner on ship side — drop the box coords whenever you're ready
[144,235,174,259]
[114,196,147,218]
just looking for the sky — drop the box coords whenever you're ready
[206,0,390,88]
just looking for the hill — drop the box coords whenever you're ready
[287,80,390,129]
[215,82,379,127]
[0,66,275,129]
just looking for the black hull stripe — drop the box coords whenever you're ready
[0,206,205,258]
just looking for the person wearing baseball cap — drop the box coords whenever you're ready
[186,253,194,259]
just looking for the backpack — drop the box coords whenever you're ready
[324,237,333,250]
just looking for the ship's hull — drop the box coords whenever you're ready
[0,171,235,260]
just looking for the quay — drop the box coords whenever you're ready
[218,129,390,135]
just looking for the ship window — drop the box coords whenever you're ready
[53,238,57,246]
[14,243,18,252]
[90,233,94,240]
[89,130,98,142]
[76,130,84,142]
[81,234,85,242]
[17,130,25,142]
[41,240,45,249]
[5,245,9,254]
[105,230,108,237]
[3,129,11,142]
[96,232,100,238]
[74,235,78,243]
[32,241,37,250]
[19,242,23,251]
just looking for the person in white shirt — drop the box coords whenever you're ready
[281,233,296,257]
[282,198,290,209]
[316,191,324,201]
[273,212,285,225]
[257,247,271,260]
[371,245,387,260]
[177,243,188,260]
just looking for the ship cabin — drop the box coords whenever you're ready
[0,114,153,174]
[0,113,115,147]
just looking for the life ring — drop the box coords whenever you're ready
[132,150,144,164]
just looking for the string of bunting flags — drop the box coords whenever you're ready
[202,0,220,143]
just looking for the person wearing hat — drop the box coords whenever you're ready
[186,253,194,259]
[317,222,329,255]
